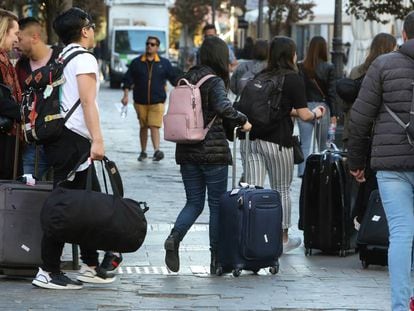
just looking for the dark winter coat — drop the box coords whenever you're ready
[348,39,414,171]
[175,65,247,165]
[122,53,177,105]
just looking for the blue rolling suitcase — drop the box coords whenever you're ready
[216,129,283,277]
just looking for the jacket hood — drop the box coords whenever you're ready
[398,39,414,59]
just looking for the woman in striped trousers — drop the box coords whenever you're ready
[246,36,326,253]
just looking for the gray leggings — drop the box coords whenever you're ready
[245,139,294,229]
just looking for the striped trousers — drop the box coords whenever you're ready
[245,139,294,229]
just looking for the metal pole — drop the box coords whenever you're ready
[212,0,216,25]
[332,0,343,78]
[332,0,344,148]
[257,0,264,38]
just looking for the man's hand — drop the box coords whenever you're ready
[121,95,128,106]
[90,139,105,161]
[350,169,366,183]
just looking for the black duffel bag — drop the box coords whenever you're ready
[41,156,148,253]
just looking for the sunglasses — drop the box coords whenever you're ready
[85,23,96,30]
[146,42,158,47]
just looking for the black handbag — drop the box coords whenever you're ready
[0,115,13,134]
[41,156,149,253]
[292,135,304,164]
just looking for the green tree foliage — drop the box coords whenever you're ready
[346,0,414,24]
[170,0,213,36]
[267,0,315,36]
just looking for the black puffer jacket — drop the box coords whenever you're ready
[348,39,414,171]
[298,61,337,116]
[175,66,247,165]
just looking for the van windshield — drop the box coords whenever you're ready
[114,30,166,54]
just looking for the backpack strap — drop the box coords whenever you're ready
[195,74,217,129]
[59,48,94,123]
[195,74,216,88]
[383,81,414,146]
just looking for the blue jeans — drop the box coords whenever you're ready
[22,144,49,179]
[377,170,414,311]
[297,101,330,177]
[173,164,228,250]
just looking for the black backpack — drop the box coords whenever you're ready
[336,75,364,103]
[234,69,294,127]
[21,48,92,144]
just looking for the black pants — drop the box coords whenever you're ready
[42,127,100,273]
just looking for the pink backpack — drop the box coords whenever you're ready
[164,74,216,144]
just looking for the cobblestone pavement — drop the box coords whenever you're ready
[0,82,391,311]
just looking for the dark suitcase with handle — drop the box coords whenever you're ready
[216,129,283,277]
[299,124,356,256]
[0,180,52,275]
[356,189,388,268]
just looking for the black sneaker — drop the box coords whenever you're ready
[164,231,180,272]
[138,151,147,161]
[153,150,164,161]
[32,268,83,290]
[101,252,123,272]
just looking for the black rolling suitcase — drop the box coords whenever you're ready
[299,125,356,257]
[216,129,283,277]
[0,180,52,275]
[0,140,78,276]
[356,189,388,268]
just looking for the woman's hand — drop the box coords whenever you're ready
[241,121,252,132]
[312,106,326,119]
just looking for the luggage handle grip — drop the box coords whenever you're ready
[232,127,250,189]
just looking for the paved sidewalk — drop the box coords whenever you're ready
[0,83,391,310]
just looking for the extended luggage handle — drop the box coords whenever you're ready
[232,126,250,189]
[312,119,322,154]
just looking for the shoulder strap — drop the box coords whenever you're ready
[60,49,94,122]
[62,49,93,67]
[195,74,216,88]
[311,78,326,99]
[63,99,81,122]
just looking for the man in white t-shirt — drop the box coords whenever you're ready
[31,7,115,290]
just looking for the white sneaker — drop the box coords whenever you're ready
[283,237,302,253]
[77,263,116,284]
[32,268,83,290]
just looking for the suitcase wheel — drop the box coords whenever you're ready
[269,264,279,275]
[232,268,241,277]
[305,248,312,256]
[215,266,223,276]
[361,260,369,269]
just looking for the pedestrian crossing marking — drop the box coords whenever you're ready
[117,266,275,276]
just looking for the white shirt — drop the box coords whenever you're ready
[60,43,100,140]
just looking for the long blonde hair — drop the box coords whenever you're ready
[0,9,18,49]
